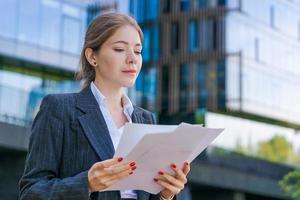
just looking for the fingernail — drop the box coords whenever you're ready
[131,166,137,170]
[185,162,189,166]
[153,178,158,182]
[129,162,136,167]
[129,172,133,175]
[117,157,123,162]
[158,171,164,175]
[171,164,176,169]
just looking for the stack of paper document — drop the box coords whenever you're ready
[104,123,224,194]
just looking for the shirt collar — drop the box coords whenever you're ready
[90,82,134,117]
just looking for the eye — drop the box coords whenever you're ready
[114,48,124,52]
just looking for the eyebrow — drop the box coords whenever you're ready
[112,40,142,46]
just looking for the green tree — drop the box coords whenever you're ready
[257,135,300,164]
[279,170,300,200]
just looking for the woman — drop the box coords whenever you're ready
[19,13,190,200]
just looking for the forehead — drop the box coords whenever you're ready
[106,25,141,45]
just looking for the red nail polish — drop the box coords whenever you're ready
[129,162,136,167]
[129,172,133,175]
[158,171,164,175]
[117,157,123,162]
[153,178,158,182]
[171,164,176,169]
[131,166,137,170]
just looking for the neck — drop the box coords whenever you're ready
[93,79,124,110]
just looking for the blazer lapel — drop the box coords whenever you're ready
[76,86,115,161]
[132,106,152,124]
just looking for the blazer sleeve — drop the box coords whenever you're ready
[19,95,90,200]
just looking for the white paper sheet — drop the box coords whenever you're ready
[103,123,224,194]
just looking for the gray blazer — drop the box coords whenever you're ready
[19,86,160,200]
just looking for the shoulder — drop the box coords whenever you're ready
[133,105,157,124]
[41,92,77,108]
[38,92,78,119]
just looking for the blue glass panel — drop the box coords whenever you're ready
[197,62,208,108]
[144,67,157,110]
[135,69,144,106]
[180,64,189,110]
[189,20,198,52]
[39,0,61,50]
[198,0,208,8]
[18,0,40,44]
[152,25,160,60]
[142,28,151,62]
[62,17,81,54]
[146,0,159,20]
[129,0,135,16]
[180,0,190,12]
[218,0,226,6]
[161,65,169,112]
[136,0,145,22]
[217,60,226,108]
[171,22,179,53]
[0,0,17,39]
[86,2,101,26]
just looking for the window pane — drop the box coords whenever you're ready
[171,22,179,53]
[135,69,144,106]
[180,0,190,12]
[142,28,151,62]
[217,60,226,108]
[62,17,81,54]
[39,0,61,50]
[146,0,159,20]
[197,62,208,108]
[189,20,198,52]
[180,64,189,111]
[163,0,171,13]
[198,0,208,8]
[144,67,158,111]
[152,25,160,60]
[18,0,40,44]
[0,0,17,39]
[161,65,169,112]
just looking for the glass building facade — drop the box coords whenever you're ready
[0,0,87,125]
[226,0,300,124]
[129,0,300,129]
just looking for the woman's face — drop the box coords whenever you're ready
[94,25,142,88]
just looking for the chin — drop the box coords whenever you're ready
[121,80,136,88]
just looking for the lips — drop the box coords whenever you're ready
[122,69,137,75]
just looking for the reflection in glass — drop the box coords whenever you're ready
[197,62,208,108]
[62,17,81,54]
[180,64,189,111]
[40,0,61,50]
[0,0,17,39]
[18,0,39,44]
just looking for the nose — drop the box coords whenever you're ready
[125,50,137,65]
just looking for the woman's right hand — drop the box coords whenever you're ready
[88,157,136,193]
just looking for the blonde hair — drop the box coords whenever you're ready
[76,13,143,89]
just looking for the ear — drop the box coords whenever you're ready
[85,48,97,67]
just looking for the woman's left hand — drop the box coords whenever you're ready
[154,161,190,200]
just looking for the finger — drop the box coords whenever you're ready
[154,178,181,195]
[94,157,124,169]
[103,161,136,175]
[158,170,184,188]
[170,163,187,184]
[182,161,190,175]
[101,168,134,187]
